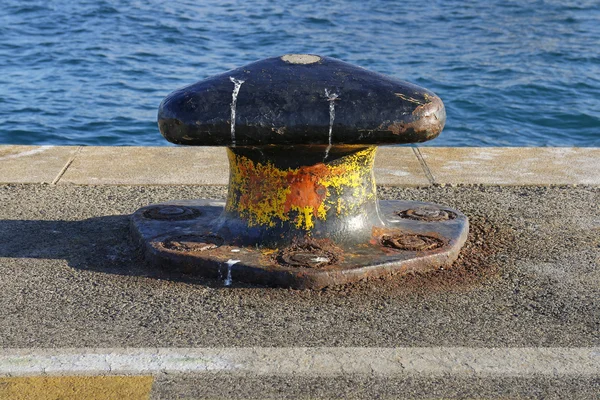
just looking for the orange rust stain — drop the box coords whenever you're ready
[284,164,331,217]
[226,147,376,229]
[387,122,408,135]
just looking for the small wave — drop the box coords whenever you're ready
[10,5,50,14]
[303,17,336,26]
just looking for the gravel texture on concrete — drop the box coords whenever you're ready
[0,184,598,348]
[149,375,600,400]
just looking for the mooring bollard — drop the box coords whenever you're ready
[131,54,469,288]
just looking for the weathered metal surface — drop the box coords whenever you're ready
[157,54,445,146]
[131,199,468,289]
[134,54,467,288]
[214,145,381,247]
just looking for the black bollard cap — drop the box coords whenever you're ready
[158,54,445,146]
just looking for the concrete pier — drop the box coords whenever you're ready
[1,145,598,186]
[0,145,598,398]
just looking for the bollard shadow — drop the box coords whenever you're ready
[0,214,503,293]
[0,215,259,288]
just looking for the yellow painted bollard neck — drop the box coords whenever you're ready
[215,145,383,247]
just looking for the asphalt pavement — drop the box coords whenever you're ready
[0,183,598,398]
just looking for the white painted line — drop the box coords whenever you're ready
[0,146,54,161]
[1,348,599,377]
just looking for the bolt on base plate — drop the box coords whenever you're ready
[131,199,469,289]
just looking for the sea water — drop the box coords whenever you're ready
[0,0,598,146]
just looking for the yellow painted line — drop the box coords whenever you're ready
[0,375,153,400]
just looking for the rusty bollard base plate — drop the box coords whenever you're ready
[131,200,469,289]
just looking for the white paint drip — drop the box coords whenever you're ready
[0,145,54,161]
[224,259,240,286]
[229,77,245,147]
[324,89,339,161]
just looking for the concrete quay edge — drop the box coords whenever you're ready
[0,145,598,186]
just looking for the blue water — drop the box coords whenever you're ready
[1,0,599,147]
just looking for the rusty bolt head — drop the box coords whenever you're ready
[397,206,456,222]
[275,238,341,268]
[281,251,332,268]
[381,234,444,251]
[143,206,201,221]
[162,234,223,252]
[159,206,186,215]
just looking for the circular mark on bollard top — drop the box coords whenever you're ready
[281,54,321,64]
